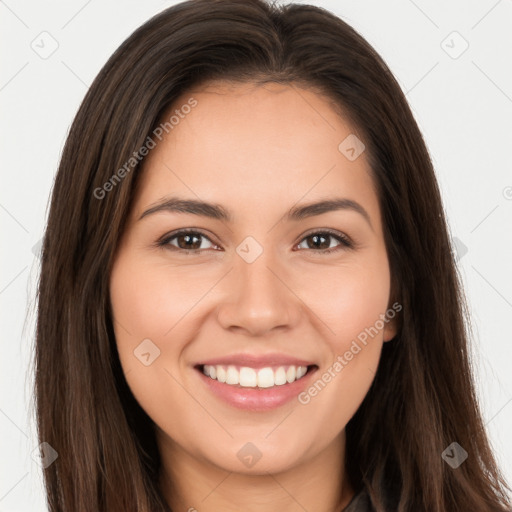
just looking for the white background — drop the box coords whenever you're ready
[1,0,511,509]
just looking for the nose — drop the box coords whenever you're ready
[215,247,301,336]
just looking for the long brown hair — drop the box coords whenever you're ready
[33,0,512,510]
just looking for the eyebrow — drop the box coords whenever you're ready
[138,196,373,230]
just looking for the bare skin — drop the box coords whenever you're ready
[109,81,398,512]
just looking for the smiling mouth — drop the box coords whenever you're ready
[195,364,318,389]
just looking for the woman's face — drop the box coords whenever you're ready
[110,81,397,476]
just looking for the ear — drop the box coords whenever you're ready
[383,277,401,343]
[383,312,399,342]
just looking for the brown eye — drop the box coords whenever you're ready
[296,231,353,254]
[159,230,216,252]
[157,229,353,255]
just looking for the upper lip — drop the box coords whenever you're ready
[195,353,317,369]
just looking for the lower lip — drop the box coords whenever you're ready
[195,366,318,411]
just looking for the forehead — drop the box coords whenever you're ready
[131,81,380,228]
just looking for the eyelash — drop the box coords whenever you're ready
[156,228,354,255]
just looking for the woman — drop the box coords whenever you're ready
[34,0,512,510]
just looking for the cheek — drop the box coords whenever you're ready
[293,254,390,419]
[110,258,164,340]
[109,250,222,402]
[110,252,206,342]
[335,271,390,349]
[295,254,391,348]
[109,251,180,380]
[109,253,199,429]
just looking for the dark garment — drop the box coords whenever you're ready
[342,487,373,512]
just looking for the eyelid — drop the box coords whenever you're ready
[298,227,351,242]
[294,228,354,253]
[157,227,355,254]
[157,228,220,251]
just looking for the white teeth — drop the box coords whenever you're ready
[239,367,257,387]
[216,365,227,383]
[274,367,287,385]
[201,364,310,388]
[286,366,296,383]
[226,366,239,385]
[257,367,275,388]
